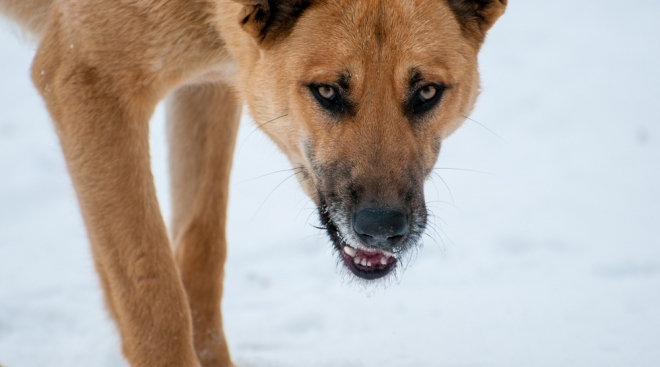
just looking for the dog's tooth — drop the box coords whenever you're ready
[360,258,367,266]
[344,246,356,258]
[384,251,393,259]
[353,257,360,265]
[367,261,372,267]
[381,257,388,265]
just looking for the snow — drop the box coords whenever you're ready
[1,1,659,366]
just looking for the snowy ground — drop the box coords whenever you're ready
[1,1,659,366]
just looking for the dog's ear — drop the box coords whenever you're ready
[234,0,313,45]
[447,0,507,43]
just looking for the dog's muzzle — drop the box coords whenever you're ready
[320,202,416,280]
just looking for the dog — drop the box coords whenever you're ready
[0,0,506,365]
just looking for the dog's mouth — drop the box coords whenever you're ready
[340,243,397,280]
[319,204,400,280]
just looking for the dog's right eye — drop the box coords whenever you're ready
[310,84,345,114]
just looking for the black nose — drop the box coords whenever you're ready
[353,207,409,249]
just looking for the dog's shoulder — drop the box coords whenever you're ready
[27,0,242,95]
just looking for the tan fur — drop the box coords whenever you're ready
[0,0,505,366]
[0,0,52,35]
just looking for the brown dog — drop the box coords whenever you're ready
[0,0,506,366]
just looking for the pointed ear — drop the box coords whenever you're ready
[234,0,314,45]
[447,0,507,43]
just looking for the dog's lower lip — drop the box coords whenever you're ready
[340,243,396,280]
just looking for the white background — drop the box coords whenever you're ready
[1,1,659,366]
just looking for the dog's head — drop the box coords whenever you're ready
[231,0,506,280]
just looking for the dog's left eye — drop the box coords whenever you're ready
[318,86,336,100]
[310,84,345,114]
[411,84,445,115]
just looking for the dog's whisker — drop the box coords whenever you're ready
[399,246,419,273]
[298,232,326,246]
[237,113,289,154]
[425,200,454,206]
[423,232,444,252]
[430,172,456,207]
[461,114,507,144]
[426,215,446,229]
[422,226,442,247]
[305,210,319,228]
[294,193,311,207]
[427,223,451,247]
[425,209,449,228]
[433,167,496,177]
[425,222,450,250]
[235,166,302,185]
[250,171,300,221]
[294,199,314,221]
[424,205,447,214]
[426,175,442,203]
[424,219,443,239]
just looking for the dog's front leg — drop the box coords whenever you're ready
[168,83,241,367]
[31,50,200,367]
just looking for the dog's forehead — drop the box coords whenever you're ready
[286,0,472,85]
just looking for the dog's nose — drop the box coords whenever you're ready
[353,207,408,249]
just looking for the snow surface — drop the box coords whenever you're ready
[1,1,659,366]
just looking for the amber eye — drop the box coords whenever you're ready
[318,86,336,100]
[310,84,345,114]
[411,84,445,116]
[419,85,437,101]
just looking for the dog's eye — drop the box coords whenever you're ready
[419,86,437,101]
[310,84,345,114]
[318,86,336,100]
[411,84,445,115]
